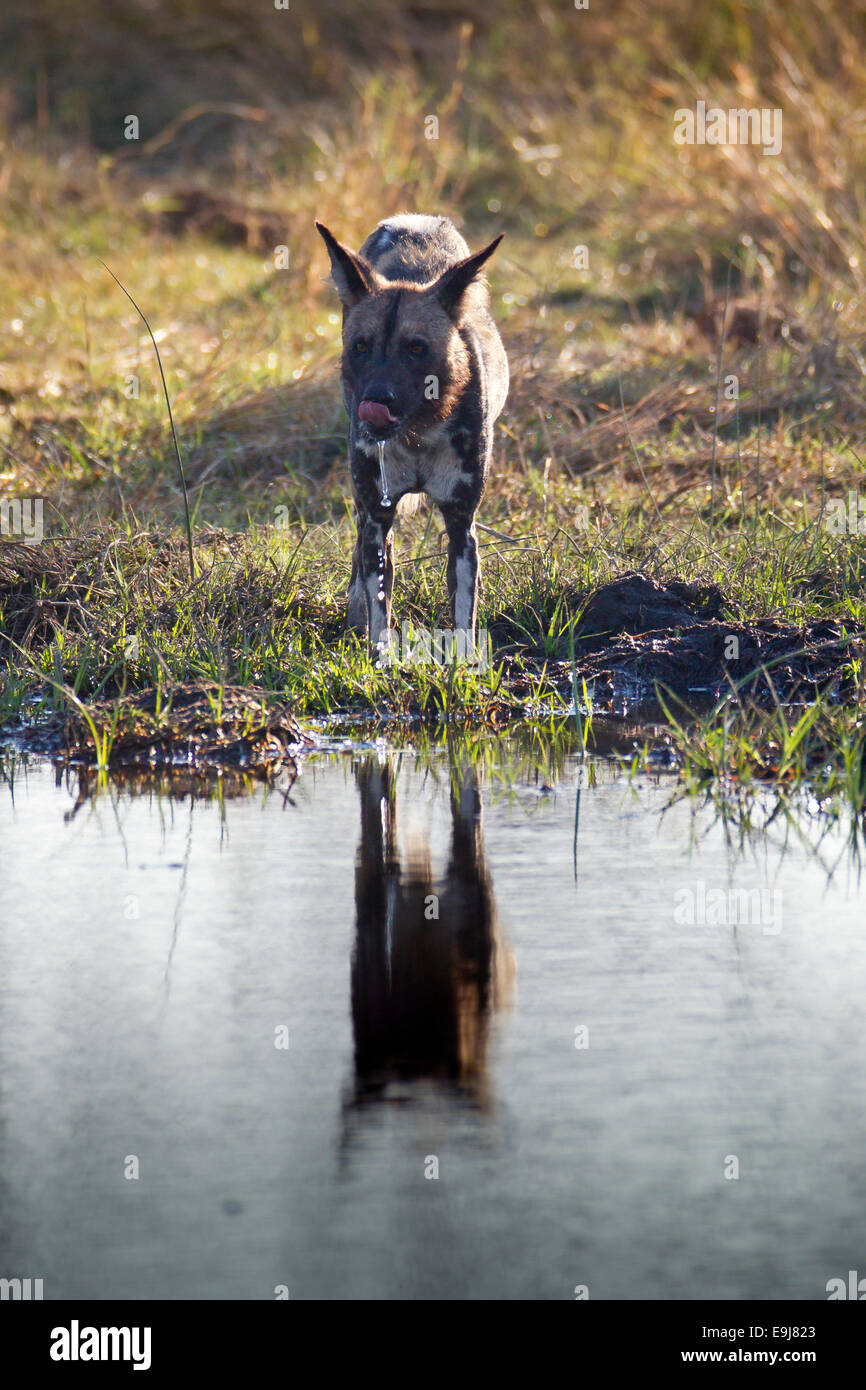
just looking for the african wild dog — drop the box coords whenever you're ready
[315,214,508,648]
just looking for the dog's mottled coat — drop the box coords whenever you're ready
[315,214,508,645]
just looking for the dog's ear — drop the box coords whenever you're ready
[315,222,375,309]
[427,234,504,318]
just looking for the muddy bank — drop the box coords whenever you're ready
[0,534,861,738]
[13,682,313,774]
[562,574,863,715]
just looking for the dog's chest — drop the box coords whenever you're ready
[355,427,474,505]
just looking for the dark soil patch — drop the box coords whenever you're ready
[17,682,313,772]
[564,573,863,714]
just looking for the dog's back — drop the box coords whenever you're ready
[359,214,471,285]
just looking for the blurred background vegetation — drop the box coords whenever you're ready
[2,0,866,529]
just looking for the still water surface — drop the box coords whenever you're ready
[0,742,864,1299]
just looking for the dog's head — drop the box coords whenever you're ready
[316,221,502,442]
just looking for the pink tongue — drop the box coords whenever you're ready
[359,399,395,428]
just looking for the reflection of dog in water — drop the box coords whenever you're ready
[350,757,514,1104]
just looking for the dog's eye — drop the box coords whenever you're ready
[406,338,428,357]
[353,339,370,355]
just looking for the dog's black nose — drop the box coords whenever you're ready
[365,387,397,407]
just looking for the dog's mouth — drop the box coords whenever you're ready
[358,399,401,436]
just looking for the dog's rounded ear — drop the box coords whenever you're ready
[428,234,504,318]
[315,222,375,309]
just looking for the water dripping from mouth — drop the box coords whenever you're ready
[377,439,392,509]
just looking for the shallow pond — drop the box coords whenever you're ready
[0,739,864,1299]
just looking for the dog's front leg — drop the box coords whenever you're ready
[440,503,480,638]
[355,510,394,649]
[347,510,369,634]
